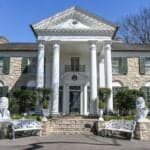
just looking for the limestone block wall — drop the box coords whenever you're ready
[135,121,150,140]
[113,57,150,89]
[0,57,36,90]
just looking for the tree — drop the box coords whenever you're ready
[11,89,36,113]
[118,7,150,44]
[114,89,144,115]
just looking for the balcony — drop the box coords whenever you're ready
[65,65,86,72]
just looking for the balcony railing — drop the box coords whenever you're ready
[65,65,86,72]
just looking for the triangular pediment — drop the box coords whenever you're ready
[31,6,117,36]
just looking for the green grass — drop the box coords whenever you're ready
[11,114,43,121]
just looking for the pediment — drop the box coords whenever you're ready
[32,6,117,34]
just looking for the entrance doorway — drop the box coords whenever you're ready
[69,86,80,114]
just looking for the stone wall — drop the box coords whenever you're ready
[135,121,150,140]
[0,57,36,90]
[113,57,150,89]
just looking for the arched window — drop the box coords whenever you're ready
[141,81,150,102]
[0,80,8,97]
[112,81,128,96]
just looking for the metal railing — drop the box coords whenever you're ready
[65,65,86,72]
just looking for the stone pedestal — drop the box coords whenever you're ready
[96,121,105,135]
[135,121,150,140]
[0,121,11,139]
[41,121,49,136]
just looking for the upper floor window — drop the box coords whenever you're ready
[21,57,37,74]
[112,57,128,75]
[65,57,85,72]
[0,57,10,75]
[71,57,80,71]
[139,57,150,75]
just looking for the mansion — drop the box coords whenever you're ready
[0,6,150,115]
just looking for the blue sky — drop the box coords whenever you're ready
[0,0,150,42]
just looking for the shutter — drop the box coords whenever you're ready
[139,57,145,74]
[3,57,10,74]
[21,57,28,73]
[0,87,3,97]
[2,86,8,97]
[120,57,128,75]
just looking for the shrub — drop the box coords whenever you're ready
[37,88,52,109]
[11,89,36,113]
[98,88,111,111]
[114,89,144,115]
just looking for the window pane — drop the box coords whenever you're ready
[0,60,3,74]
[112,58,120,74]
[145,58,150,74]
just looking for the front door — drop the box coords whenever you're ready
[69,86,80,114]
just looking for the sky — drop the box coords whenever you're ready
[0,0,150,42]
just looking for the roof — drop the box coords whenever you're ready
[112,42,150,52]
[31,6,118,38]
[0,36,9,44]
[0,43,38,51]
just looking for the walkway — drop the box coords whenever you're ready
[0,134,150,150]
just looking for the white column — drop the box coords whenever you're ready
[99,57,105,87]
[84,84,88,115]
[36,43,45,88]
[89,41,98,115]
[51,41,60,115]
[104,43,113,113]
[36,42,45,113]
[80,86,84,115]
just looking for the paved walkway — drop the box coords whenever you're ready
[0,134,150,150]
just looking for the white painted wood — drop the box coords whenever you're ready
[89,42,98,115]
[51,42,60,115]
[36,43,45,88]
[104,43,113,113]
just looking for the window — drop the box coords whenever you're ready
[113,87,128,97]
[141,87,150,102]
[0,57,10,75]
[71,57,80,71]
[145,58,150,74]
[0,59,3,74]
[22,57,37,74]
[112,57,128,75]
[112,58,120,74]
[0,81,8,97]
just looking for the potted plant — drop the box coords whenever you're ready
[37,88,52,117]
[98,100,105,121]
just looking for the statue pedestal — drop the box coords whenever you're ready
[0,121,12,139]
[135,120,150,140]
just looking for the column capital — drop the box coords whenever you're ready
[88,40,98,45]
[51,40,61,45]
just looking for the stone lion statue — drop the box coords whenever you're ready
[135,97,149,122]
[0,97,11,121]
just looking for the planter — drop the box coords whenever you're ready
[98,109,104,121]
[42,109,49,117]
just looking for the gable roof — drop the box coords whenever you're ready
[31,6,118,38]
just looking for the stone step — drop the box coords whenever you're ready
[42,118,97,135]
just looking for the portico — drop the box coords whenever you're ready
[31,6,117,116]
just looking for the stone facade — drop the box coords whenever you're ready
[0,57,35,90]
[113,57,150,89]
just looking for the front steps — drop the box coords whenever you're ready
[42,117,97,135]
